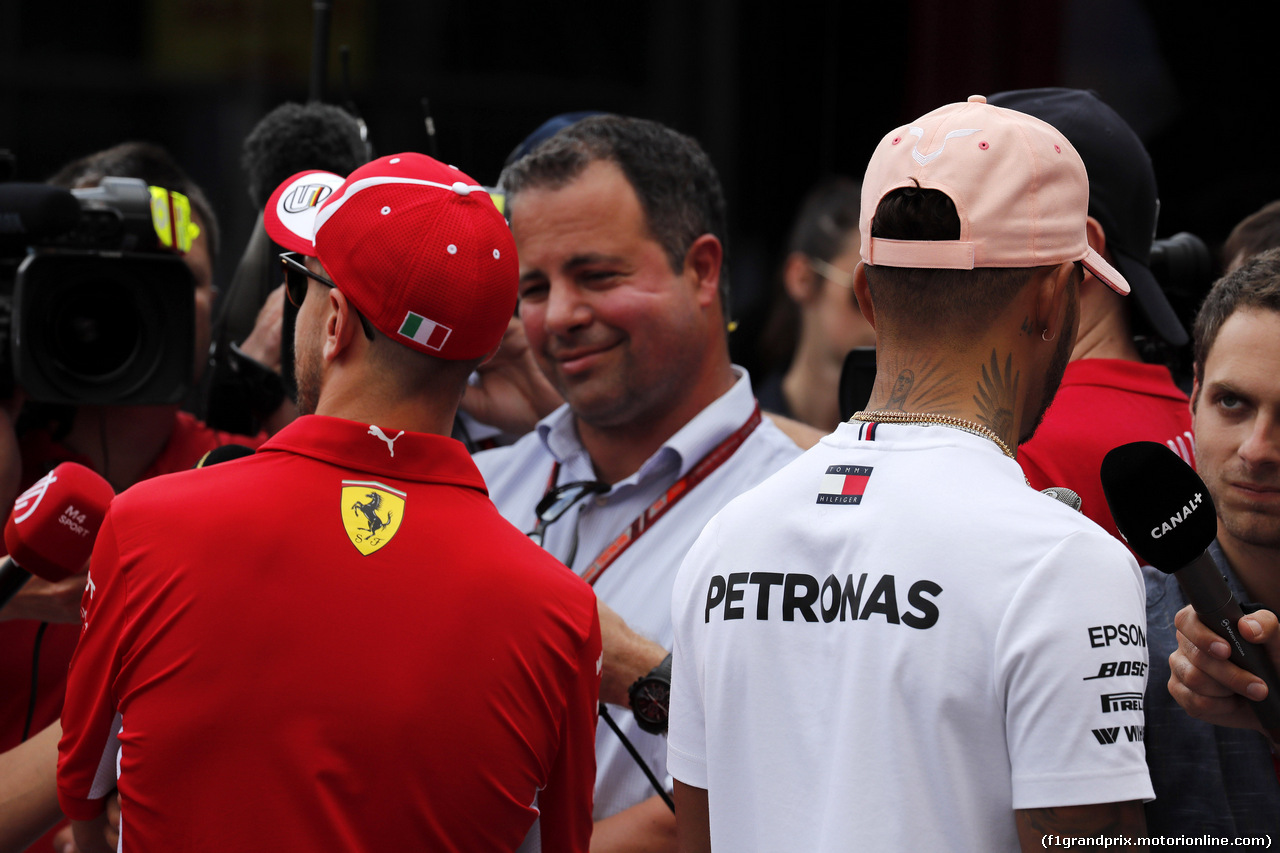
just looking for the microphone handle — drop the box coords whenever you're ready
[1177,574,1280,729]
[309,1,332,103]
[0,557,33,610]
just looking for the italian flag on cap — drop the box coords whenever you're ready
[399,312,452,351]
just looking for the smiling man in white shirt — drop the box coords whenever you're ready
[475,115,800,852]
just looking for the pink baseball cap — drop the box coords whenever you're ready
[859,95,1129,294]
[264,153,518,360]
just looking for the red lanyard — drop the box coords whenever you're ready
[544,402,762,587]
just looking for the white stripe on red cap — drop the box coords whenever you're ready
[314,176,487,236]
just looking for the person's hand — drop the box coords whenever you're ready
[54,794,118,853]
[105,794,120,848]
[1168,603,1280,741]
[0,571,88,624]
[64,795,117,853]
[236,283,286,373]
[461,317,564,436]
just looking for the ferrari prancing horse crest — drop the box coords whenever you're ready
[341,480,406,555]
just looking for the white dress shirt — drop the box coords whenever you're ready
[475,367,802,820]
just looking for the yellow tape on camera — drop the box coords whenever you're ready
[148,186,201,254]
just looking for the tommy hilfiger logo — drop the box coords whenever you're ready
[817,465,873,505]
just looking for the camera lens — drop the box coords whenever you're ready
[14,251,193,405]
[49,278,143,379]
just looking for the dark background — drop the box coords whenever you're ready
[1,0,1273,374]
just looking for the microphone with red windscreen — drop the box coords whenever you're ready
[1,463,115,609]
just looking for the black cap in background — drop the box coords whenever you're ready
[989,87,1188,347]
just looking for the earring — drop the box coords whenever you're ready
[1042,329,1055,342]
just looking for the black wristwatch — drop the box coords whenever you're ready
[628,652,673,735]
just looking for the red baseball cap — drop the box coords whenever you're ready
[264,154,517,360]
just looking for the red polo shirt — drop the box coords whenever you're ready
[1019,359,1194,553]
[57,415,600,852]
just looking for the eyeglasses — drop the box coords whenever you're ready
[279,251,376,341]
[808,255,860,309]
[808,256,857,290]
[526,479,609,566]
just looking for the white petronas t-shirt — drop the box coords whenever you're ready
[669,420,1153,852]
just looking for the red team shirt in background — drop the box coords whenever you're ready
[0,412,266,762]
[1018,358,1194,554]
[56,415,601,852]
[1,412,265,853]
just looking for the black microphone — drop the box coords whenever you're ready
[309,0,333,104]
[0,183,81,240]
[194,444,256,469]
[837,347,876,422]
[1101,441,1280,728]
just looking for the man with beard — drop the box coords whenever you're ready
[1143,247,1280,835]
[56,154,602,853]
[668,96,1154,851]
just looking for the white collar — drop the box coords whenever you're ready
[535,366,757,487]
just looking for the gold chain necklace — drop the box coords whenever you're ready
[849,410,1016,460]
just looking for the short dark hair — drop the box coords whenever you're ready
[48,141,220,262]
[1193,247,1280,389]
[863,187,1042,336]
[241,102,369,210]
[499,114,730,311]
[1221,200,1280,272]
